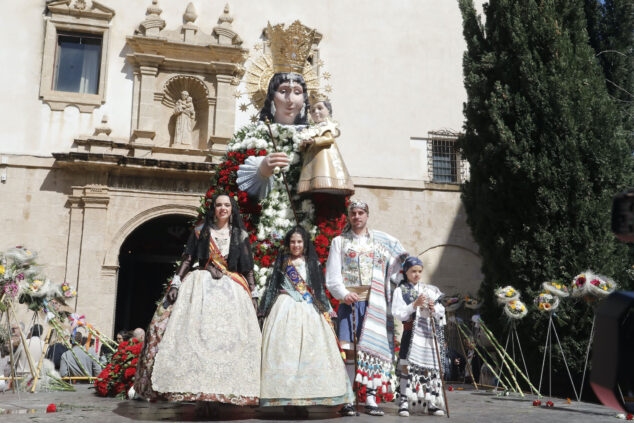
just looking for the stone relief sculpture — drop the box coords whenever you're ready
[173,90,195,146]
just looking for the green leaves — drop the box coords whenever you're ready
[459,0,632,386]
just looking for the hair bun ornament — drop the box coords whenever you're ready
[495,285,520,304]
[534,292,560,313]
[541,281,569,297]
[504,299,528,319]
[464,294,483,310]
[439,294,463,312]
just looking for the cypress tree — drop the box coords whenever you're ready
[584,0,633,170]
[458,0,632,396]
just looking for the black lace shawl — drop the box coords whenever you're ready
[183,195,253,274]
[258,226,331,318]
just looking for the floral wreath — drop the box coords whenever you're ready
[504,299,528,320]
[534,292,560,313]
[464,294,483,310]
[495,285,520,304]
[439,294,463,312]
[571,271,617,299]
[541,281,569,297]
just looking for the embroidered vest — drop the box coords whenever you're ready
[341,232,376,287]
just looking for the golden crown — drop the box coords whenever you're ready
[309,91,329,106]
[267,20,316,74]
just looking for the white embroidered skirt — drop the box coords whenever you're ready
[260,294,351,406]
[151,270,261,402]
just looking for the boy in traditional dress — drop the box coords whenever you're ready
[391,256,446,417]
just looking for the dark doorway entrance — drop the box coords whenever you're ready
[114,214,192,335]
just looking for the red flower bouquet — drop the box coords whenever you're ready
[94,338,143,398]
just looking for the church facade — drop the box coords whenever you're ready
[0,0,482,333]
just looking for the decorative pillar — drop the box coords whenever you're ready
[214,74,237,139]
[74,185,114,335]
[64,189,84,310]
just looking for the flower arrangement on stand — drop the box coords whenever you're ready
[95,338,143,398]
[570,271,617,300]
[464,294,483,310]
[503,299,528,319]
[440,294,464,312]
[534,292,560,313]
[541,281,569,298]
[495,285,520,304]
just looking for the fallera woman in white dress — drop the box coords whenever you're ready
[258,225,354,416]
[134,193,261,406]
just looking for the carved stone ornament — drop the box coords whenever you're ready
[126,3,248,150]
[138,0,166,36]
[183,2,197,23]
[47,0,115,20]
[94,115,112,137]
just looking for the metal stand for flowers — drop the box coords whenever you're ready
[452,317,478,390]
[482,320,540,397]
[538,312,579,401]
[577,313,595,401]
[494,321,529,392]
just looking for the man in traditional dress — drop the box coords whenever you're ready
[326,199,407,416]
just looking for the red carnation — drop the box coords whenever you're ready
[130,343,143,355]
[626,414,633,421]
[532,400,541,406]
[448,386,454,392]
[46,404,57,413]
[124,367,136,380]
[114,382,126,394]
[546,400,554,407]
[130,357,139,367]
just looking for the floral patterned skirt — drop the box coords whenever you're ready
[134,270,261,405]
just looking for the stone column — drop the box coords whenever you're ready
[213,74,237,140]
[132,60,162,157]
[74,186,114,335]
[64,188,84,311]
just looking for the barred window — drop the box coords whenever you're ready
[432,139,458,183]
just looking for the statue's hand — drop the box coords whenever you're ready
[300,138,315,149]
[260,152,290,178]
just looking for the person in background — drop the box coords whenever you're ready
[45,336,69,371]
[60,332,102,378]
[14,324,45,375]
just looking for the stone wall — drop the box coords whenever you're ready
[0,0,482,333]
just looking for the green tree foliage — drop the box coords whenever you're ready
[457,0,632,391]
[584,0,633,179]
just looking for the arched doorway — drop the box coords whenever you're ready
[114,214,192,335]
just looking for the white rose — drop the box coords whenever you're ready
[255,138,267,149]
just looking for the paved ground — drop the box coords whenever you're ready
[0,384,621,422]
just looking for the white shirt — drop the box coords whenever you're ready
[391,284,446,326]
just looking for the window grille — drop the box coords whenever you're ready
[432,138,458,183]
[427,131,463,184]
